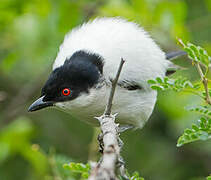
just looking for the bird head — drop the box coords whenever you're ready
[28,51,104,112]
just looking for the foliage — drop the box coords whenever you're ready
[178,39,211,69]
[148,40,211,148]
[63,162,144,180]
[125,171,144,180]
[207,175,211,180]
[177,116,211,147]
[48,153,78,180]
[63,162,91,179]
[148,39,211,179]
[148,76,200,92]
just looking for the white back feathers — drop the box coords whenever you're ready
[53,17,169,87]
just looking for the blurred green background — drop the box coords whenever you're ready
[0,0,211,180]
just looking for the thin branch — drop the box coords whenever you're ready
[88,58,125,180]
[104,58,125,115]
[177,38,211,105]
[196,63,211,105]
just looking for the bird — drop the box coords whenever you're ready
[28,17,186,129]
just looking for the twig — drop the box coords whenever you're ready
[104,58,125,115]
[195,62,211,105]
[88,58,125,180]
[177,38,211,105]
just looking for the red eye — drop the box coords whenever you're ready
[62,88,71,96]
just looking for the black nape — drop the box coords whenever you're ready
[66,50,104,74]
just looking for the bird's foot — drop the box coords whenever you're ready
[117,156,129,180]
[118,124,135,133]
[97,133,104,153]
[118,137,124,149]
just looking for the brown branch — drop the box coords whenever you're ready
[88,58,125,180]
[196,63,211,105]
[104,58,125,115]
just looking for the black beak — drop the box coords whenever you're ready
[28,96,53,112]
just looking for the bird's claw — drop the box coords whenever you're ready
[97,133,104,153]
[117,156,129,180]
[118,124,135,133]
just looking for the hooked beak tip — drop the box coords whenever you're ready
[28,107,33,112]
[28,96,53,112]
[28,106,36,112]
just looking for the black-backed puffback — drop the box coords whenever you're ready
[29,17,186,128]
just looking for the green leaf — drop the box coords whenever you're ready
[192,124,199,131]
[156,77,163,83]
[184,129,192,134]
[186,106,211,118]
[178,39,211,69]
[207,175,211,180]
[177,116,211,147]
[147,79,157,84]
[50,154,76,179]
[151,85,163,90]
[129,171,144,180]
[63,162,91,179]
[148,76,196,93]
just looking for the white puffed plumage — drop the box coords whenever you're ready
[53,17,173,128]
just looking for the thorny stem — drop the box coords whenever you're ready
[196,62,211,105]
[88,58,126,180]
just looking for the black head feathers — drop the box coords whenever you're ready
[41,50,104,102]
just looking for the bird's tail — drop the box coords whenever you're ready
[166,50,187,60]
[165,51,186,76]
